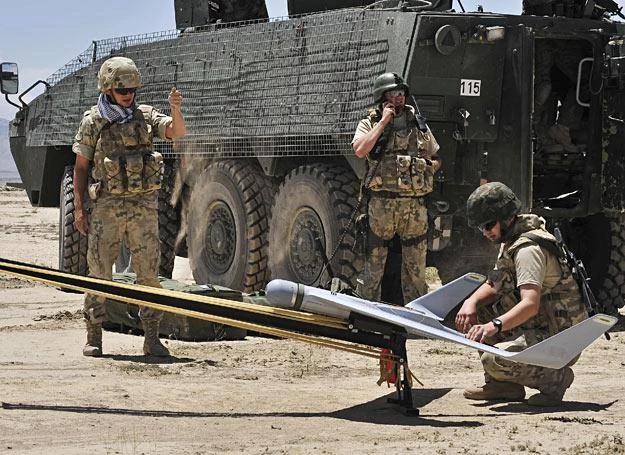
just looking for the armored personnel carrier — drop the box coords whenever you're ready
[3,0,625,312]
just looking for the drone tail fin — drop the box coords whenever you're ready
[504,314,617,369]
[406,273,486,320]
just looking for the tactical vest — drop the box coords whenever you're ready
[90,108,163,199]
[365,106,435,197]
[492,219,587,336]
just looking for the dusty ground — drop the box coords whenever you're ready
[0,186,624,455]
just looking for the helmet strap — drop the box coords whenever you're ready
[499,216,517,242]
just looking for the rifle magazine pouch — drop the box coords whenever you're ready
[412,157,434,195]
[125,154,144,193]
[410,157,426,191]
[396,155,412,191]
[103,156,125,194]
[143,151,163,191]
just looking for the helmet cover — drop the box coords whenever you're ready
[466,182,522,228]
[97,57,141,92]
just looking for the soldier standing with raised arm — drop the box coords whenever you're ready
[352,72,441,304]
[73,56,186,357]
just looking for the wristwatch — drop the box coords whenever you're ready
[492,318,503,334]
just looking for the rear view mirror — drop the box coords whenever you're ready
[0,62,19,95]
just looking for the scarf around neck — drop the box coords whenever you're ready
[97,93,135,124]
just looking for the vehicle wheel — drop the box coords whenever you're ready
[268,163,362,288]
[58,165,88,276]
[187,160,271,291]
[158,161,179,278]
[594,213,625,314]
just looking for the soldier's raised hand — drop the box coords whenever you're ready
[381,101,396,124]
[168,87,182,111]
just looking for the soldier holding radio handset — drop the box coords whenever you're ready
[352,72,441,304]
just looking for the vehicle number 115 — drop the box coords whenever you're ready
[460,79,481,97]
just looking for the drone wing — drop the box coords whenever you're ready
[266,277,617,369]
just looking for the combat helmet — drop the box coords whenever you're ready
[373,72,409,103]
[97,57,142,92]
[466,182,522,228]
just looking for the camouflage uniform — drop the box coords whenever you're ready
[477,214,587,395]
[73,104,172,324]
[354,106,440,303]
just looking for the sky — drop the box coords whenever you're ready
[0,0,618,120]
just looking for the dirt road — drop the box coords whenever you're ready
[0,187,624,454]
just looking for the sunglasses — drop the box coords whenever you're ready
[385,89,405,99]
[478,220,498,232]
[113,87,137,95]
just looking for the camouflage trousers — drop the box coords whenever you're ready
[475,298,578,395]
[83,196,163,323]
[357,195,428,304]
